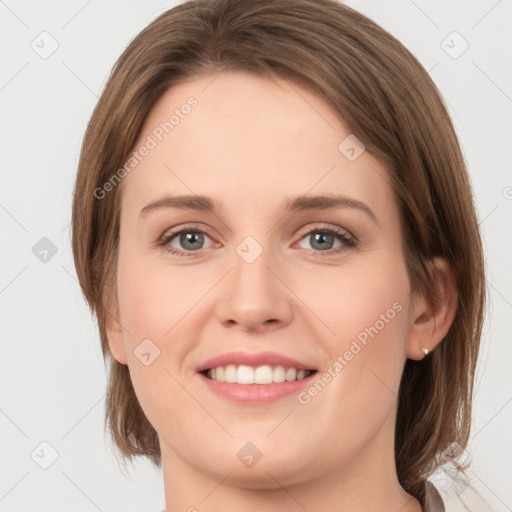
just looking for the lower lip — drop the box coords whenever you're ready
[198,372,317,403]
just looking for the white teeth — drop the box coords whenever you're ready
[225,364,237,383]
[273,365,286,383]
[255,365,273,384]
[237,365,255,384]
[285,368,297,382]
[205,364,313,384]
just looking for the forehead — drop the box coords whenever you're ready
[120,71,395,219]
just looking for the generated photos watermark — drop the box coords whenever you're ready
[297,301,403,404]
[93,96,198,200]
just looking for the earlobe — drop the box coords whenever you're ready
[105,300,128,365]
[107,330,128,365]
[406,257,458,361]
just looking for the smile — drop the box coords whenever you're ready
[201,364,317,384]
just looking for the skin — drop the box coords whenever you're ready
[107,71,457,512]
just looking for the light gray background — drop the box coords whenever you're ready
[1,1,511,511]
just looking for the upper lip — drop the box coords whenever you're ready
[196,351,317,372]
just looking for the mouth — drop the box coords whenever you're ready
[195,351,319,402]
[199,364,318,385]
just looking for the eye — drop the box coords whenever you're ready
[157,223,357,257]
[295,224,357,255]
[158,225,214,256]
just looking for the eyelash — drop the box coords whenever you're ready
[157,223,357,258]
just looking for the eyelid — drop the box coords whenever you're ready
[157,223,213,245]
[294,222,357,242]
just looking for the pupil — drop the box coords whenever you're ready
[312,233,332,250]
[181,232,203,250]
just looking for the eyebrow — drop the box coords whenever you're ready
[139,194,379,225]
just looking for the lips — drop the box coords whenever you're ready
[196,350,317,373]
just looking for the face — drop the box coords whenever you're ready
[109,71,419,488]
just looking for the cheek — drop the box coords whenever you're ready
[114,253,208,401]
[302,258,411,406]
[306,260,410,348]
[114,255,196,431]
[116,254,193,342]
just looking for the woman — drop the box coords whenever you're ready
[71,1,486,510]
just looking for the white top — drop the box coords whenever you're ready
[424,481,445,512]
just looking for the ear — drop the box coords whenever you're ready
[104,290,128,365]
[406,257,458,361]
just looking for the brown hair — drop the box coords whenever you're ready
[71,0,486,506]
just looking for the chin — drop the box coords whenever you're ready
[199,439,314,489]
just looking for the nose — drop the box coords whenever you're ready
[215,239,294,333]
